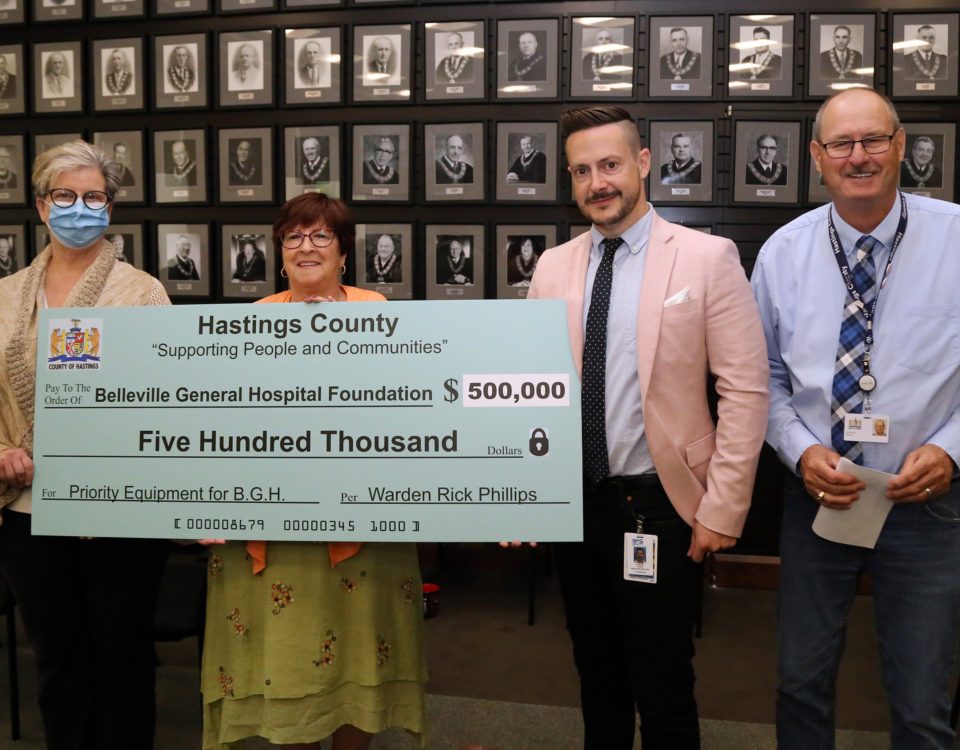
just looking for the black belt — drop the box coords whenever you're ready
[592,474,662,491]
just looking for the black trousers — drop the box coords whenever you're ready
[0,510,169,750]
[555,476,701,750]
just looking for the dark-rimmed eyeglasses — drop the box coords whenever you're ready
[281,230,335,250]
[818,134,897,159]
[44,188,112,211]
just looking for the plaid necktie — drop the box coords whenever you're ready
[582,236,623,483]
[830,235,878,464]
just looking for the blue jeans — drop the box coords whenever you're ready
[777,476,960,750]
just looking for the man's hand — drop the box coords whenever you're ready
[0,448,33,488]
[887,444,955,503]
[687,521,736,563]
[799,444,864,509]
[498,541,538,548]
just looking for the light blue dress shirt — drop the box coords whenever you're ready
[584,205,655,476]
[751,192,960,474]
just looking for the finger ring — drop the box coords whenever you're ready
[925,487,932,498]
[817,491,825,501]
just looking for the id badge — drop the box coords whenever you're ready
[843,413,890,443]
[623,532,658,584]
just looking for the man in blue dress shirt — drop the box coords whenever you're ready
[752,88,960,749]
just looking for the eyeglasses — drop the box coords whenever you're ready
[374,148,394,155]
[281,230,335,249]
[44,188,112,211]
[818,134,897,159]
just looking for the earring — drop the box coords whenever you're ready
[340,264,346,275]
[280,267,288,278]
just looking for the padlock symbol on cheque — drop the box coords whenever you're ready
[529,428,549,457]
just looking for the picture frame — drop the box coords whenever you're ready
[732,120,802,205]
[807,14,877,98]
[33,224,51,255]
[495,121,557,203]
[899,122,956,202]
[352,24,412,103]
[155,33,208,110]
[218,127,273,204]
[425,20,485,101]
[648,16,714,98]
[567,224,590,242]
[283,125,340,200]
[0,224,25,278]
[33,0,81,23]
[34,132,82,155]
[153,128,207,204]
[218,29,274,108]
[93,130,145,204]
[425,224,485,300]
[92,37,145,112]
[157,223,210,298]
[890,13,959,99]
[569,16,635,99]
[648,120,715,204]
[220,0,275,13]
[495,224,557,299]
[727,14,795,98]
[284,27,342,106]
[351,123,410,203]
[104,223,144,269]
[805,118,830,205]
[354,223,413,300]
[33,41,83,114]
[0,0,25,25]
[423,121,485,202]
[155,0,209,15]
[0,134,25,205]
[93,0,146,20]
[0,45,25,116]
[496,18,559,100]
[220,224,275,299]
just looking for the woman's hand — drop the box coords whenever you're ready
[0,447,34,488]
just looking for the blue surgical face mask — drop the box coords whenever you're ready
[47,201,110,250]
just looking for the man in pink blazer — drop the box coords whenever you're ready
[528,106,768,749]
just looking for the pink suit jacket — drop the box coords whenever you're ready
[528,213,769,538]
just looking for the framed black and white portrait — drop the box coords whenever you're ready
[496,18,559,100]
[153,128,207,204]
[0,134,25,205]
[0,0,25,25]
[495,122,557,202]
[33,42,82,114]
[283,125,340,200]
[727,15,795,98]
[891,13,959,98]
[33,0,81,23]
[569,17,634,99]
[219,30,274,108]
[567,224,590,242]
[354,223,412,300]
[425,224,484,300]
[220,0,275,12]
[0,225,25,277]
[648,120,714,204]
[93,130,144,204]
[93,0,145,20]
[221,224,275,299]
[423,121,484,202]
[0,46,25,116]
[155,33,207,109]
[284,27,342,106]
[806,142,830,206]
[218,127,273,203]
[496,224,557,299]
[157,223,210,298]
[352,24,412,103]
[155,0,209,15]
[648,16,713,98]
[425,20,485,101]
[34,224,51,255]
[807,14,876,98]
[351,123,410,202]
[104,223,144,269]
[899,122,956,201]
[92,37,144,112]
[733,120,801,205]
[34,132,81,156]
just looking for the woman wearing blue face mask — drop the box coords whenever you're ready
[0,140,172,750]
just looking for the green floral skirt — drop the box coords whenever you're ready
[201,541,427,749]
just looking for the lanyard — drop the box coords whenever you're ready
[826,193,908,395]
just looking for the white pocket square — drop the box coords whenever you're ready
[663,287,691,307]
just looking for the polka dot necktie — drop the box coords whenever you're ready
[582,236,623,484]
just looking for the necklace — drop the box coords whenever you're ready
[447,253,466,278]
[666,51,697,80]
[231,159,257,184]
[169,66,194,93]
[0,74,9,98]
[748,161,782,185]
[302,156,328,184]
[903,159,935,188]
[175,255,194,275]
[911,50,940,80]
[0,254,12,276]
[512,54,543,79]
[748,51,772,80]
[106,70,131,95]
[172,160,195,182]
[519,150,539,168]
[515,253,536,280]
[827,49,854,78]
[438,156,468,183]
[0,170,14,188]
[590,53,613,80]
[366,161,395,184]
[665,159,700,180]
[374,253,397,280]
[442,55,468,83]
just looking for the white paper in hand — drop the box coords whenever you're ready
[811,458,895,549]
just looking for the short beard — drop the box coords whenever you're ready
[582,185,640,229]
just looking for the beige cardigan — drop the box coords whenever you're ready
[0,241,169,513]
